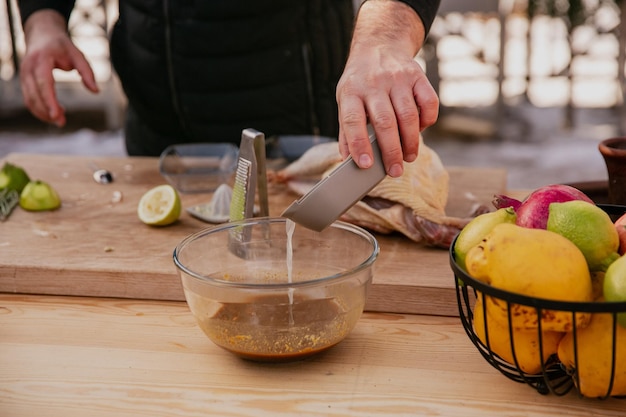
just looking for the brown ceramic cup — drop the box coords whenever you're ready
[599,137,626,205]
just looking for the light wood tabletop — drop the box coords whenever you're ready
[1,153,622,416]
[1,294,624,417]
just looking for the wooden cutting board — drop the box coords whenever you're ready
[0,153,507,316]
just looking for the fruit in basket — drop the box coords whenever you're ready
[603,256,626,327]
[557,309,626,398]
[473,293,564,374]
[453,207,516,271]
[547,200,620,272]
[465,223,593,332]
[591,271,606,301]
[615,213,626,255]
[493,184,593,229]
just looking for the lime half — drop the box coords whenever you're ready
[137,184,181,226]
[19,180,61,211]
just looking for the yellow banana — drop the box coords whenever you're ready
[473,293,564,375]
[557,310,626,398]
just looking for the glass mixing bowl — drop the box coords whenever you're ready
[173,217,378,362]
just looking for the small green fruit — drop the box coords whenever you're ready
[454,207,517,271]
[547,200,620,272]
[19,180,61,211]
[604,255,626,328]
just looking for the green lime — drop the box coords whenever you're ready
[19,180,61,211]
[603,254,626,327]
[454,207,516,271]
[137,184,181,226]
[547,200,620,272]
[0,162,31,193]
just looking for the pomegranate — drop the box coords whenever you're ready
[493,184,593,229]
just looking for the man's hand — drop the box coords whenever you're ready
[336,0,439,177]
[19,10,99,127]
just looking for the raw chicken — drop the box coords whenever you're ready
[271,136,489,248]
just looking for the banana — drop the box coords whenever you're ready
[473,293,564,374]
[557,310,626,398]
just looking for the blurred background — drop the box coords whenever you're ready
[1,0,625,189]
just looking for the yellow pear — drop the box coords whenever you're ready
[473,293,565,375]
[557,310,626,398]
[465,223,593,332]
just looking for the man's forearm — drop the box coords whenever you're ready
[19,0,76,26]
[22,9,69,44]
[351,0,427,56]
[398,0,441,37]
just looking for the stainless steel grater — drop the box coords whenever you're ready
[228,128,270,257]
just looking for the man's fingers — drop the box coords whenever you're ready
[413,77,439,130]
[365,94,405,177]
[69,48,99,93]
[21,75,48,122]
[337,94,372,167]
[20,65,55,123]
[20,60,66,126]
[33,65,65,125]
[389,85,421,162]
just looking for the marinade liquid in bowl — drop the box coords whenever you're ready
[173,217,379,362]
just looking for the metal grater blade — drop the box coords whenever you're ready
[229,157,252,223]
[228,128,268,258]
[0,188,19,221]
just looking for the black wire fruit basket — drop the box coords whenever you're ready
[450,204,626,399]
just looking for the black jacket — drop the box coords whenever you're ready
[111,0,353,153]
[20,0,440,155]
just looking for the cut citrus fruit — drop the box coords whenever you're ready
[19,180,61,211]
[137,184,181,226]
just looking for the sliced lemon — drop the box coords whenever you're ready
[19,180,61,211]
[137,184,181,226]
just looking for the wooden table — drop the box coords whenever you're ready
[1,294,624,416]
[2,153,622,416]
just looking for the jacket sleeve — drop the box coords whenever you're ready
[398,0,441,36]
[19,0,76,26]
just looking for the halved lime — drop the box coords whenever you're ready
[19,180,61,211]
[137,184,181,226]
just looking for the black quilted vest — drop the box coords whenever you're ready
[109,0,354,153]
